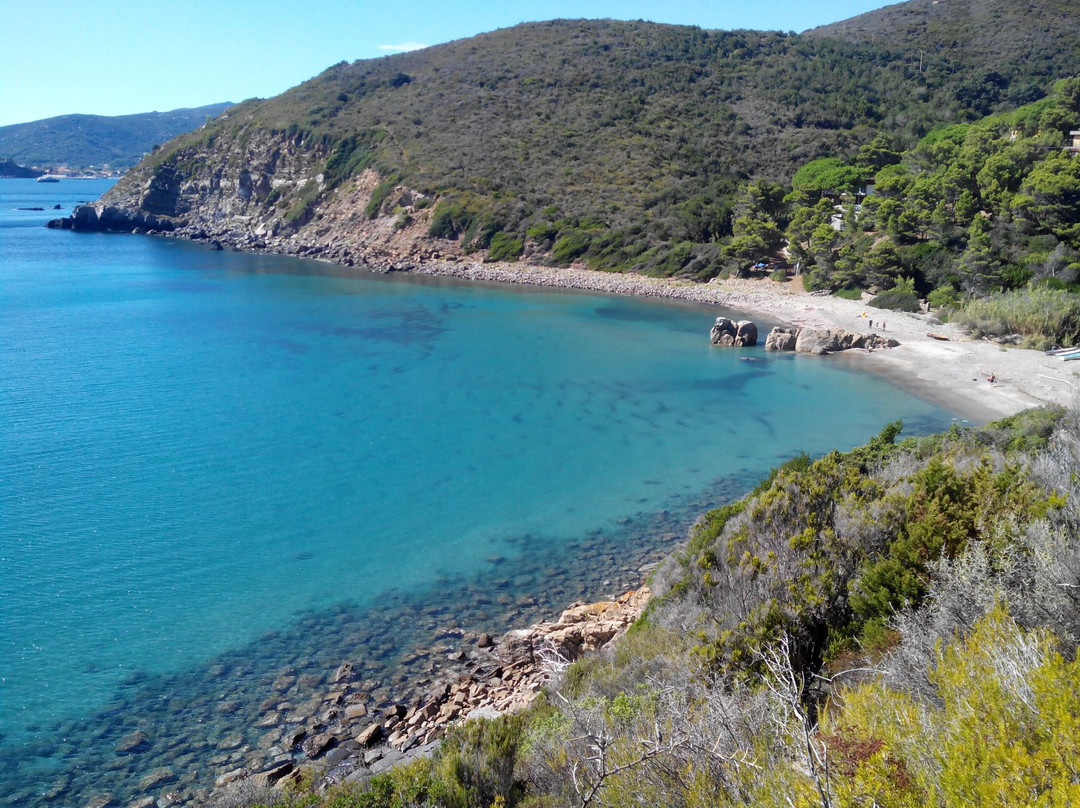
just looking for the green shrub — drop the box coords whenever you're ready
[802,270,825,291]
[429,200,471,239]
[366,174,400,218]
[770,267,789,283]
[927,284,961,310]
[323,132,381,188]
[835,286,863,300]
[434,714,528,808]
[953,286,1080,347]
[284,179,320,224]
[486,232,524,262]
[548,230,592,265]
[869,281,921,312]
[525,222,556,242]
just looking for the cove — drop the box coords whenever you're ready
[0,179,958,805]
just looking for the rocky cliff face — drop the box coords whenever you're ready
[51,124,455,271]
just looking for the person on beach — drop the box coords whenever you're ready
[988,373,996,384]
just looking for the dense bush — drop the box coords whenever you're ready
[485,232,524,262]
[952,286,1080,348]
[133,9,1080,284]
[868,286,921,312]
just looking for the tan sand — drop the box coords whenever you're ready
[709,276,1079,423]
[401,260,1079,423]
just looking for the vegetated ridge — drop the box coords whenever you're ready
[0,103,233,172]
[76,0,1080,281]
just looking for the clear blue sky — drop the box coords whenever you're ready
[1,0,898,127]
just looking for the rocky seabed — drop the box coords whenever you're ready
[225,587,652,799]
[3,479,759,808]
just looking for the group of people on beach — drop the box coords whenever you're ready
[859,312,885,330]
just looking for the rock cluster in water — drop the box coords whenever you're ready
[709,317,758,347]
[764,325,899,354]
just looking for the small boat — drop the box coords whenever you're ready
[1046,346,1080,356]
[926,332,950,341]
[36,175,60,183]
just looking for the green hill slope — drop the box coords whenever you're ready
[806,0,1080,114]
[93,0,1080,276]
[0,103,232,171]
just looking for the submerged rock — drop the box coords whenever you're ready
[115,730,150,754]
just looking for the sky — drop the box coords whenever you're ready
[1,0,899,127]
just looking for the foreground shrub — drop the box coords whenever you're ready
[825,606,1080,807]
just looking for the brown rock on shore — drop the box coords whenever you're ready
[762,325,899,355]
[215,586,651,801]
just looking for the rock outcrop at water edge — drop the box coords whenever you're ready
[764,325,899,354]
[215,587,651,800]
[710,317,758,347]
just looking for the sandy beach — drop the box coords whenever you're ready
[397,259,1079,423]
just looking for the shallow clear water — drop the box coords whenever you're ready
[0,179,960,804]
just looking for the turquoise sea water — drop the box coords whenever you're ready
[0,178,960,804]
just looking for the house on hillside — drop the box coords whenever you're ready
[1069,131,1080,154]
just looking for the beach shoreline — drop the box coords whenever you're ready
[369,257,1077,423]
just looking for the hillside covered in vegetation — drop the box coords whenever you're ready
[92,0,1080,282]
[734,77,1080,346]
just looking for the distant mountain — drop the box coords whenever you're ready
[0,158,41,178]
[0,103,233,172]
[69,0,1080,276]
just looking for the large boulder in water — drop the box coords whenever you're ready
[710,317,757,347]
[795,328,846,355]
[764,326,798,351]
[792,327,901,354]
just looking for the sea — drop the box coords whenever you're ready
[0,177,960,805]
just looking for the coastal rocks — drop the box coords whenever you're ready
[137,767,176,791]
[355,723,382,747]
[139,165,185,217]
[764,326,899,355]
[115,730,150,754]
[218,587,651,802]
[46,203,175,234]
[795,327,849,355]
[710,317,758,347]
[249,762,294,788]
[764,326,798,352]
[25,507,681,808]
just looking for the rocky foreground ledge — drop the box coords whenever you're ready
[211,588,651,801]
